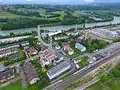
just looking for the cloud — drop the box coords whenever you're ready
[84,0,94,3]
[26,0,34,1]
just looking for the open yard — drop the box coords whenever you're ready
[86,78,120,90]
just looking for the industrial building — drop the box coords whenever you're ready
[47,60,71,79]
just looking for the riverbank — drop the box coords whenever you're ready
[0,16,120,36]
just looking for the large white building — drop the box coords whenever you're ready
[75,43,86,52]
[48,30,62,37]
[47,61,71,79]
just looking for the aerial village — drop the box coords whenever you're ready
[1,24,120,89]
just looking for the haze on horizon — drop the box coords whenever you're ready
[0,0,120,4]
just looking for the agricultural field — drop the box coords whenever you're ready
[0,11,19,19]
[0,4,119,30]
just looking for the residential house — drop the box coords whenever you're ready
[0,69,15,83]
[0,43,19,51]
[20,41,29,47]
[63,43,74,55]
[26,47,38,56]
[0,48,18,58]
[23,61,40,85]
[0,64,5,72]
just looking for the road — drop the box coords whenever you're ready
[19,66,28,88]
[46,47,120,90]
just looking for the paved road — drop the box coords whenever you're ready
[19,66,28,88]
[46,48,120,90]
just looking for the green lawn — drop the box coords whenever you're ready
[0,82,41,90]
[0,82,22,90]
[0,82,42,90]
[86,78,120,90]
[0,11,19,18]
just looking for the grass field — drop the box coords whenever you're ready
[0,82,22,90]
[0,11,19,18]
[86,78,120,90]
[0,82,42,90]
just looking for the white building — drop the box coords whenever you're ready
[54,36,68,40]
[47,61,71,79]
[75,43,86,52]
[48,30,62,37]
[66,32,79,36]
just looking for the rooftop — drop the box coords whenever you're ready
[23,61,39,83]
[47,60,71,76]
[0,69,15,82]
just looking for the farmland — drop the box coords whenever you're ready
[0,4,120,30]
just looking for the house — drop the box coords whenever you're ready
[0,43,19,51]
[40,46,63,67]
[0,69,15,83]
[0,48,18,58]
[26,47,38,56]
[0,64,5,72]
[63,43,74,55]
[75,43,86,52]
[20,41,29,46]
[23,61,40,85]
[47,60,71,79]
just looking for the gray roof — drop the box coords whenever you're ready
[0,64,5,72]
[0,69,15,81]
[23,62,39,82]
[47,60,71,76]
[75,43,86,51]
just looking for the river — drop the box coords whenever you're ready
[0,16,120,36]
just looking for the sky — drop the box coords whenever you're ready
[0,0,120,4]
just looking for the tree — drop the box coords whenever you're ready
[112,68,120,78]
[100,74,112,82]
